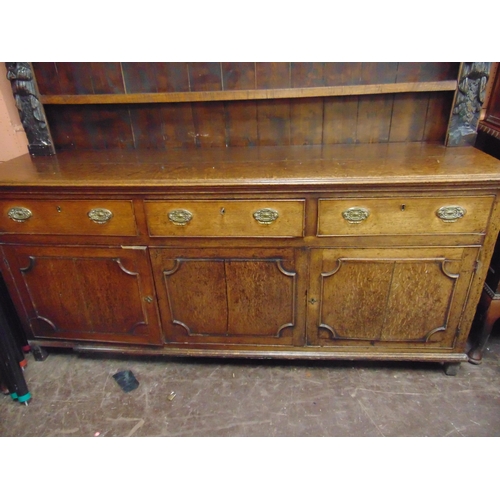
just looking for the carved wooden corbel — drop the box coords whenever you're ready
[5,62,55,156]
[446,62,492,147]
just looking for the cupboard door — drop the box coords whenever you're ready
[1,245,162,345]
[307,247,479,349]
[150,248,304,347]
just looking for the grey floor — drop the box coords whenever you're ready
[1,331,499,437]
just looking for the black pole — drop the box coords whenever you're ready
[0,300,30,404]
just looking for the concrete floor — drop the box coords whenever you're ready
[1,332,499,437]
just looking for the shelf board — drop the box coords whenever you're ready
[40,80,458,105]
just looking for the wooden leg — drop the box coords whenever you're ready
[468,296,500,364]
[443,362,461,376]
[31,344,49,361]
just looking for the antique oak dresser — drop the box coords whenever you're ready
[1,62,499,375]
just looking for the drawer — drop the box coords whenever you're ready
[318,196,494,236]
[0,200,137,236]
[144,200,305,237]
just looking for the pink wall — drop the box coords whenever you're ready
[0,62,29,162]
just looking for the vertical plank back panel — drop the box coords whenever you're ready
[161,103,197,149]
[191,102,227,147]
[31,63,61,95]
[225,101,258,147]
[256,63,290,89]
[360,63,398,84]
[34,63,457,150]
[257,99,291,146]
[122,63,159,93]
[153,63,190,92]
[56,63,94,94]
[88,63,124,94]
[389,93,429,142]
[397,62,460,83]
[85,105,135,149]
[324,63,362,85]
[291,63,325,87]
[188,63,222,91]
[323,96,359,144]
[290,98,324,145]
[129,104,166,149]
[222,63,256,90]
[423,91,455,142]
[356,94,394,143]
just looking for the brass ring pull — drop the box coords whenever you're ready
[436,206,466,222]
[342,207,369,224]
[8,207,32,222]
[168,209,193,226]
[253,208,279,225]
[88,208,113,224]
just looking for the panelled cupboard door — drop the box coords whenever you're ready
[307,247,479,349]
[2,245,162,345]
[150,248,305,347]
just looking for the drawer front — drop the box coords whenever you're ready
[0,200,137,236]
[318,196,494,236]
[145,200,305,237]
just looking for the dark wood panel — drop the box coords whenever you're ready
[225,101,258,147]
[154,63,190,92]
[32,63,61,95]
[290,98,324,145]
[191,102,226,147]
[129,104,166,149]
[122,62,158,93]
[44,89,454,150]
[323,96,358,144]
[257,99,291,145]
[356,94,394,143]
[423,91,454,142]
[88,63,124,94]
[122,63,190,93]
[73,258,146,334]
[389,93,429,142]
[222,63,256,90]
[46,105,135,150]
[188,63,222,91]
[3,246,161,344]
[256,63,290,89]
[55,63,94,94]
[44,106,79,150]
[360,63,398,84]
[291,63,324,87]
[85,105,135,149]
[396,63,460,83]
[324,63,362,85]
[160,103,197,148]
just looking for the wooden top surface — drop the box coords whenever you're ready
[1,144,500,191]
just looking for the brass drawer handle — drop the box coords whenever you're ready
[253,208,279,225]
[168,209,193,226]
[342,207,369,223]
[8,207,32,222]
[436,206,466,222]
[88,208,113,224]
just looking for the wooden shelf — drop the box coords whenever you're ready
[40,80,458,105]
